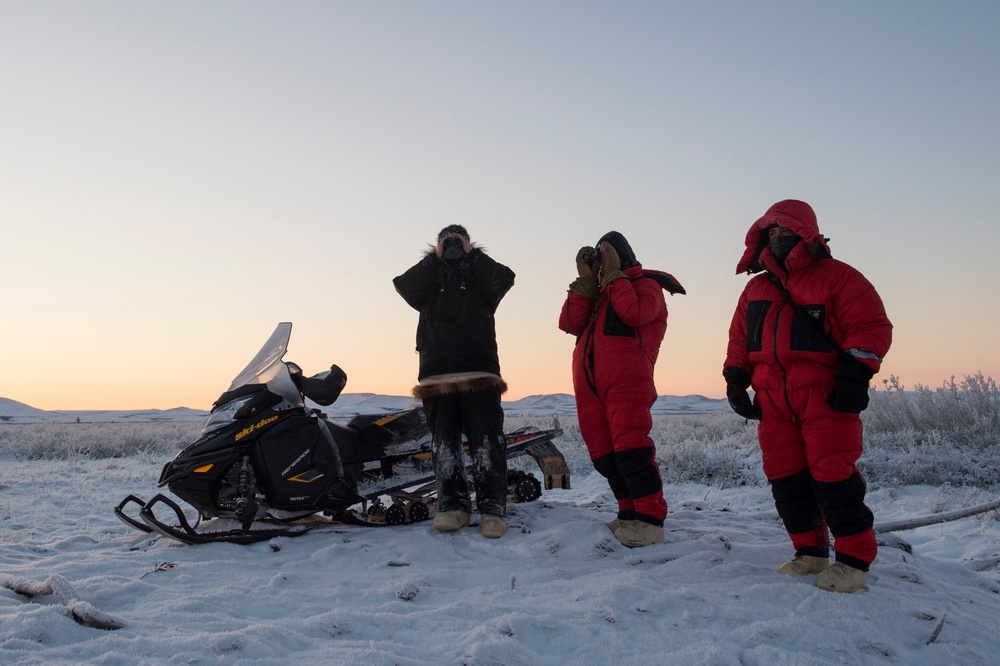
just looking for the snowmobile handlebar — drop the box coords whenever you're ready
[291,363,348,407]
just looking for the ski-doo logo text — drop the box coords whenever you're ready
[235,415,279,442]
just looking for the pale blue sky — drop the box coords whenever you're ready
[2,1,998,409]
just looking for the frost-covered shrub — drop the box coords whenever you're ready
[508,413,764,488]
[862,374,1000,486]
[866,373,1000,443]
[0,422,201,461]
[650,415,765,487]
[3,376,997,490]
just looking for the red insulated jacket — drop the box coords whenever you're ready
[725,200,892,394]
[560,265,684,398]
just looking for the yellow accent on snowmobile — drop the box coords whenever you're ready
[288,470,324,483]
[373,413,406,427]
[194,464,213,473]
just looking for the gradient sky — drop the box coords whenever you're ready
[3,1,998,410]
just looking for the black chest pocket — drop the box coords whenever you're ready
[745,300,771,352]
[790,304,833,353]
[603,303,635,337]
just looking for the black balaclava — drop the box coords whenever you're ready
[596,231,638,269]
[438,224,470,264]
[768,233,801,264]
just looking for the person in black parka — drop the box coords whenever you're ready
[393,225,515,538]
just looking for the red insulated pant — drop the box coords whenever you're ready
[757,386,877,569]
[573,352,667,525]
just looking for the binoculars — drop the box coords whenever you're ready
[443,237,464,249]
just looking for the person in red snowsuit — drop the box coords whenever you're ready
[559,231,685,548]
[724,200,892,593]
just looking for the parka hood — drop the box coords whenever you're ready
[736,199,832,274]
[597,231,638,269]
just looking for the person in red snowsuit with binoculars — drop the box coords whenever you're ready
[559,231,685,548]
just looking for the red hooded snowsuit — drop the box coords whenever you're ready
[724,200,892,570]
[559,260,684,526]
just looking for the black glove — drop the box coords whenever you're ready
[723,366,761,420]
[827,355,875,413]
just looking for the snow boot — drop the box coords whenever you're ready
[480,514,507,539]
[614,521,664,548]
[433,509,470,533]
[777,555,830,577]
[815,562,868,593]
[605,518,627,533]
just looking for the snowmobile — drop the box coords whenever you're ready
[115,322,570,545]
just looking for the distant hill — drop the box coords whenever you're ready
[0,397,211,424]
[498,393,731,417]
[0,393,729,424]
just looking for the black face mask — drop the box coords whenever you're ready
[769,235,801,263]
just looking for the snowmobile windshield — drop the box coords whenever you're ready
[201,323,304,435]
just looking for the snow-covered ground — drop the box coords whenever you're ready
[2,408,999,664]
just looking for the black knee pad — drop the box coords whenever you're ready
[592,453,629,499]
[770,469,823,534]
[592,453,618,479]
[812,472,874,537]
[614,447,661,499]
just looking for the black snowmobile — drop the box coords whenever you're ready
[115,322,570,545]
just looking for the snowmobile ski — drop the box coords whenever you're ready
[137,494,314,545]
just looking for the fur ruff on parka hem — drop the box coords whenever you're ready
[411,373,509,400]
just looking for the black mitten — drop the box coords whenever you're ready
[723,366,761,420]
[570,246,599,299]
[827,355,875,413]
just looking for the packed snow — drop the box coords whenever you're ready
[2,383,1000,664]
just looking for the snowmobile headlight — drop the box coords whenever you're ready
[201,395,256,434]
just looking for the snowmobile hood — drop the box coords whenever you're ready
[736,199,832,274]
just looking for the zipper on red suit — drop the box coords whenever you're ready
[771,302,799,423]
[582,300,601,396]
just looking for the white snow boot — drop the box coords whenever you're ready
[815,562,868,593]
[614,521,664,548]
[480,514,507,539]
[433,509,470,533]
[777,555,830,577]
[605,517,627,533]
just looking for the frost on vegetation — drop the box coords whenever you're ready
[1,374,998,490]
[862,373,1000,486]
[0,422,201,461]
